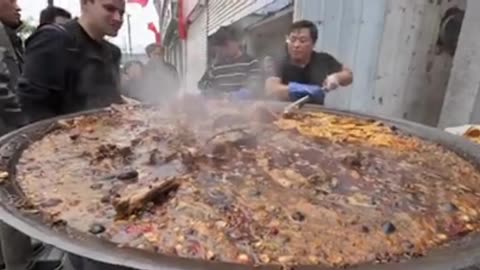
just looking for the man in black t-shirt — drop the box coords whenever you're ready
[266,20,353,105]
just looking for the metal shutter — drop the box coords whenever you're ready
[207,0,275,35]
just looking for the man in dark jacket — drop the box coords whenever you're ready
[18,1,127,269]
[0,0,37,269]
[18,0,125,123]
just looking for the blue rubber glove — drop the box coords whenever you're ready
[288,82,326,104]
[229,88,253,101]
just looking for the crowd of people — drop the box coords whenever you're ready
[0,0,353,269]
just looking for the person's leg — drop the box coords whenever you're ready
[0,222,33,270]
[0,237,4,269]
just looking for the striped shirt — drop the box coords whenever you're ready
[198,53,262,97]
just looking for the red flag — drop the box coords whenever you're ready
[178,0,187,40]
[147,22,162,44]
[127,0,148,7]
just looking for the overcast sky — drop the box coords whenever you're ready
[18,0,159,53]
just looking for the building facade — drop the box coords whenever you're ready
[154,0,185,79]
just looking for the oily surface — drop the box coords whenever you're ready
[16,101,480,267]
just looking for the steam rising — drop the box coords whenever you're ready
[122,59,181,105]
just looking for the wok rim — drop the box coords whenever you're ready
[0,103,480,270]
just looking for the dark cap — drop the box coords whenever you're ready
[39,6,72,25]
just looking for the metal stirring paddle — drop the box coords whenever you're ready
[283,95,311,116]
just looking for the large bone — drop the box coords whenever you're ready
[113,178,181,219]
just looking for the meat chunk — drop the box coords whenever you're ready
[113,178,181,219]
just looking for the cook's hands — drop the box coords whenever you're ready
[323,74,340,91]
[288,82,325,102]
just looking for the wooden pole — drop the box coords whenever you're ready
[127,14,133,56]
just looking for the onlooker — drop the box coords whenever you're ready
[18,0,125,123]
[19,1,127,268]
[262,55,276,79]
[39,6,72,26]
[198,26,262,100]
[142,43,179,104]
[124,60,144,80]
[0,0,38,269]
[121,60,145,100]
[266,20,353,105]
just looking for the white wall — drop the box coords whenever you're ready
[374,0,465,126]
[185,0,200,18]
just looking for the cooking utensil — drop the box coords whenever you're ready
[283,95,311,116]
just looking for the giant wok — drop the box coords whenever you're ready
[1,99,480,270]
